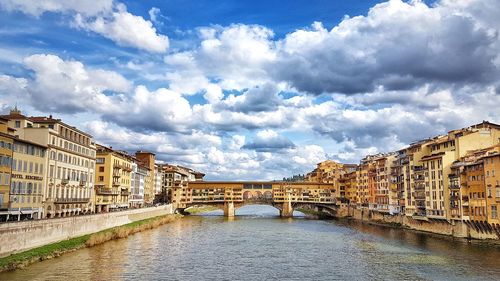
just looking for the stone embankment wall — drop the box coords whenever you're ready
[0,204,174,257]
[342,206,498,240]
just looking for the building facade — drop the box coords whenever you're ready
[2,110,96,218]
[10,139,47,220]
[94,145,133,212]
[129,162,147,208]
[0,118,13,221]
[135,151,156,206]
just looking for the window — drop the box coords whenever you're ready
[98,176,104,182]
[99,166,104,172]
[15,121,20,128]
[96,158,105,164]
[492,206,498,219]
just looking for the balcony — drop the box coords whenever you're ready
[112,181,120,187]
[414,193,426,200]
[413,166,426,172]
[79,180,87,186]
[413,175,425,182]
[96,187,119,195]
[414,184,425,191]
[55,197,90,204]
[121,190,130,196]
[449,183,460,190]
[61,179,69,185]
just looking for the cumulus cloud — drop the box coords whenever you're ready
[162,24,277,93]
[22,54,131,113]
[2,0,500,179]
[102,85,192,132]
[75,4,169,53]
[242,130,296,152]
[1,0,169,53]
[148,7,161,23]
[0,0,113,17]
[0,74,28,111]
[273,0,500,95]
[219,83,282,113]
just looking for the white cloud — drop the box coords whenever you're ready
[0,0,114,17]
[23,53,130,113]
[3,0,500,180]
[75,5,169,53]
[0,74,28,111]
[148,7,160,23]
[1,0,169,53]
[273,0,500,94]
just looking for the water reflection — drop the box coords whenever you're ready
[198,204,306,218]
[1,205,499,281]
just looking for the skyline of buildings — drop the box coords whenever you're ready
[305,121,500,232]
[0,105,499,233]
[0,107,205,221]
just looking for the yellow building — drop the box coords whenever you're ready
[0,117,14,221]
[356,163,369,207]
[10,138,47,220]
[95,145,133,212]
[306,160,356,202]
[340,170,357,204]
[464,161,487,222]
[483,149,500,225]
[2,109,97,218]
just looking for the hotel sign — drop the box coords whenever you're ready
[11,174,44,181]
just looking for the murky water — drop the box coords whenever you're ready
[1,205,500,281]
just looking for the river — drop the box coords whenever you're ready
[1,205,500,281]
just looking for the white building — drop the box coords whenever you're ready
[129,162,146,208]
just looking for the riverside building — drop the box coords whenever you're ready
[483,148,500,225]
[129,162,147,208]
[10,138,47,220]
[1,109,96,218]
[135,151,156,206]
[0,117,14,221]
[94,145,134,212]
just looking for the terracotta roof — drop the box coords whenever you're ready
[421,152,446,161]
[28,116,60,123]
[0,112,30,120]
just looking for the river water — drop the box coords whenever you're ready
[1,205,500,281]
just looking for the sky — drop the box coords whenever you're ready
[0,0,499,181]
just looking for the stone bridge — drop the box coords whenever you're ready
[172,181,339,217]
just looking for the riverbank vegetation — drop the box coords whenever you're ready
[0,214,180,272]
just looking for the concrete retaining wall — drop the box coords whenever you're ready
[344,206,499,240]
[0,204,174,257]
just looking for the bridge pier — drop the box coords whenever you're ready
[224,202,235,217]
[280,201,294,218]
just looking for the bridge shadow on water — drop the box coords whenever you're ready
[194,204,306,218]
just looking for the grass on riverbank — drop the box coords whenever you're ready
[0,214,180,272]
[185,205,219,214]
